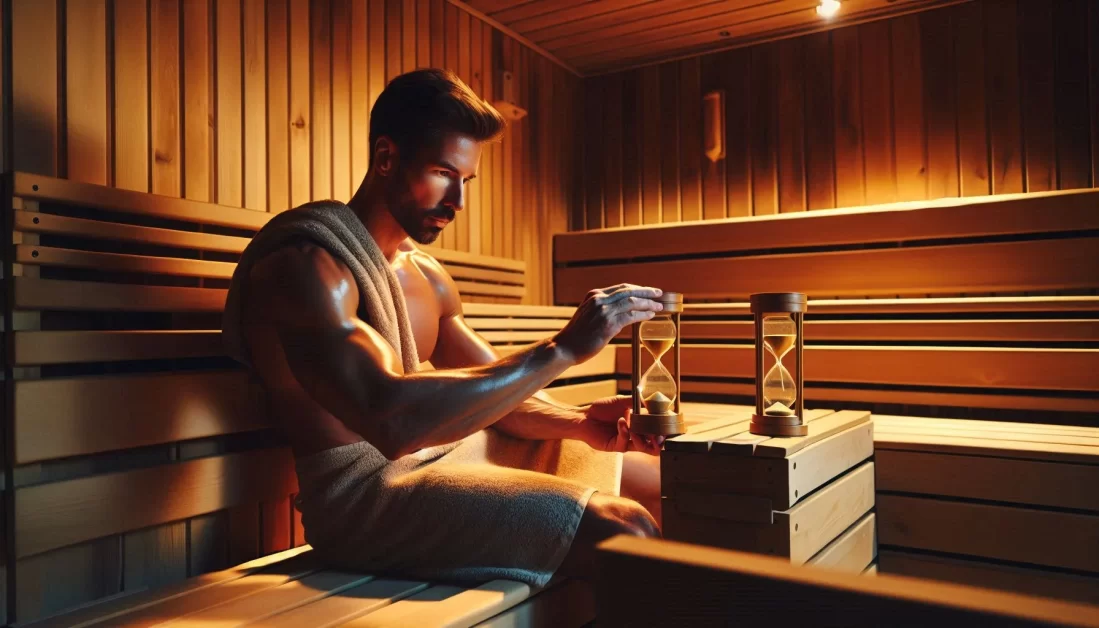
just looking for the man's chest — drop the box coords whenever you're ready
[393,258,442,362]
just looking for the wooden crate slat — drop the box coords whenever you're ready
[806,512,877,574]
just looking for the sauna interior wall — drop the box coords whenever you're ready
[0,0,580,621]
[575,0,1099,230]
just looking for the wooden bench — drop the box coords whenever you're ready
[594,535,1099,627]
[2,171,601,625]
[553,188,1099,421]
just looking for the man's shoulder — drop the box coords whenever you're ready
[245,240,357,324]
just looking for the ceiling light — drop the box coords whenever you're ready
[816,0,841,18]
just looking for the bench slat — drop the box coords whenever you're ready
[338,585,466,627]
[876,449,1099,511]
[453,281,525,299]
[22,547,312,628]
[16,245,232,278]
[422,245,526,273]
[879,550,1099,608]
[14,330,223,364]
[461,303,575,318]
[752,411,872,458]
[358,580,531,628]
[682,296,1099,315]
[675,319,1099,342]
[873,415,1099,438]
[556,237,1099,303]
[161,571,373,627]
[258,578,431,627]
[877,494,1099,573]
[473,579,595,628]
[15,370,261,464]
[465,317,570,330]
[16,449,297,558]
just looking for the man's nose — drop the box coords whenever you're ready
[442,181,465,212]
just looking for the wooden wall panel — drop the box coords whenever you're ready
[151,0,181,198]
[575,0,1099,230]
[216,0,243,207]
[183,0,211,202]
[65,0,107,185]
[113,0,148,191]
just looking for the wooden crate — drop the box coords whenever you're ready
[663,405,875,571]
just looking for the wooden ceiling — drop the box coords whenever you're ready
[462,0,964,75]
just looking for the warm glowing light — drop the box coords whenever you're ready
[816,0,841,18]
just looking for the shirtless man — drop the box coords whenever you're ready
[234,69,662,582]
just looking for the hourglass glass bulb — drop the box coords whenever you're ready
[638,317,678,415]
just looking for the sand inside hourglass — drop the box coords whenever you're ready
[762,324,797,416]
[640,336,675,358]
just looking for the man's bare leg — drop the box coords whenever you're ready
[554,492,660,580]
[621,451,662,527]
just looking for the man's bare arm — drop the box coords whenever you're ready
[248,243,661,459]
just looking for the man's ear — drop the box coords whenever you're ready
[373,137,399,176]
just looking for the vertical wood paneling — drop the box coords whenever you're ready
[289,0,312,207]
[477,19,493,256]
[891,15,927,201]
[188,512,229,576]
[750,44,778,215]
[402,0,416,73]
[491,30,505,254]
[859,21,896,204]
[243,0,267,210]
[603,75,623,228]
[417,0,431,67]
[228,504,261,566]
[640,66,661,224]
[182,0,211,202]
[216,0,243,206]
[679,58,702,221]
[350,0,369,187]
[17,540,122,623]
[260,498,292,554]
[620,70,642,225]
[386,0,402,82]
[457,11,471,252]
[267,0,290,211]
[954,2,989,197]
[113,0,149,191]
[724,49,751,217]
[469,18,484,254]
[1018,0,1055,192]
[1052,0,1091,190]
[501,36,515,256]
[776,38,806,213]
[124,523,187,591]
[441,1,459,250]
[804,32,835,210]
[311,0,332,201]
[331,0,351,202]
[832,28,863,208]
[659,63,680,222]
[65,0,107,185]
[984,0,1022,194]
[152,0,181,197]
[369,0,386,133]
[699,56,726,219]
[1092,3,1099,190]
[921,8,959,199]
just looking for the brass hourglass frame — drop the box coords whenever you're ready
[631,291,686,436]
[750,292,807,437]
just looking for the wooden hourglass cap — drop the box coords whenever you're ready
[657,291,683,313]
[749,292,806,314]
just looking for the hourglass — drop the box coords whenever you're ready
[749,293,808,437]
[631,291,686,436]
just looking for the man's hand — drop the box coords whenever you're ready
[554,284,664,365]
[577,395,664,456]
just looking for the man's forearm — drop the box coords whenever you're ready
[492,394,585,442]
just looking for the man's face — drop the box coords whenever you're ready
[386,132,482,245]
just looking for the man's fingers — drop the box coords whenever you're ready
[601,287,663,305]
[615,418,630,452]
[616,309,657,329]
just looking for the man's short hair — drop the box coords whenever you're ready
[369,68,506,168]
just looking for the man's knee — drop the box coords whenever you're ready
[583,493,660,540]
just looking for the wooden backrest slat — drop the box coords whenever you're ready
[557,236,1099,303]
[14,371,261,464]
[14,330,223,365]
[555,187,1099,264]
[14,209,252,253]
[15,277,227,312]
[17,245,237,279]
[15,448,298,558]
[683,296,1099,315]
[614,345,1099,392]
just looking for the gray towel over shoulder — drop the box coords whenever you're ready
[221,200,622,588]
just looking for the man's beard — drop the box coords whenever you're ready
[392,203,455,245]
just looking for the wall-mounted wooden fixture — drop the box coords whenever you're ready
[703,90,725,163]
[493,70,528,121]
